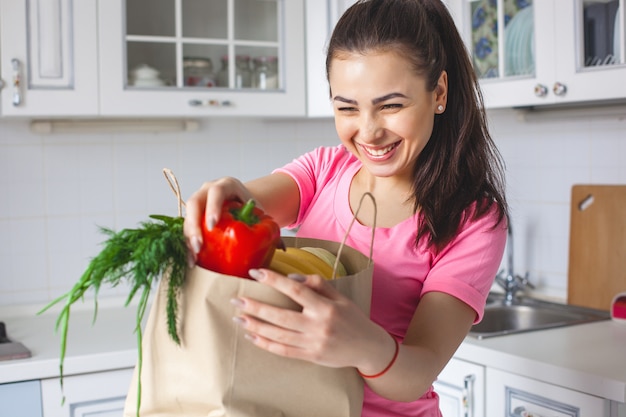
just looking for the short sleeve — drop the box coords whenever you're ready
[422,206,507,323]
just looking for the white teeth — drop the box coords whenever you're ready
[363,143,396,156]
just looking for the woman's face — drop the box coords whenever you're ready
[329,50,447,183]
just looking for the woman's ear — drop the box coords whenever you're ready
[435,71,448,114]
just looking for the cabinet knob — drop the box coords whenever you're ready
[553,82,567,97]
[533,84,548,98]
[188,99,233,107]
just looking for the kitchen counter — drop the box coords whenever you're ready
[1,298,625,404]
[458,321,626,403]
[0,299,140,384]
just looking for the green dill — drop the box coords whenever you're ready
[38,214,188,415]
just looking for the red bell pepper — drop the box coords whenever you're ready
[196,199,282,278]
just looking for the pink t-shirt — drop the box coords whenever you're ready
[274,145,506,417]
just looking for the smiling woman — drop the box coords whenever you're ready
[329,51,446,187]
[183,1,508,416]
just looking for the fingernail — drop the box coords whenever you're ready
[191,235,202,254]
[232,316,247,327]
[248,269,266,281]
[207,216,216,231]
[287,273,306,282]
[244,333,258,343]
[230,298,245,308]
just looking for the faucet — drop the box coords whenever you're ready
[495,214,534,304]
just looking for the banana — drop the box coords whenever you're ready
[300,247,348,278]
[268,257,305,276]
[270,249,329,278]
[284,247,335,279]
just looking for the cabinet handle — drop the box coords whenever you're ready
[11,58,23,106]
[533,84,548,98]
[188,99,233,107]
[552,82,567,97]
[462,374,476,417]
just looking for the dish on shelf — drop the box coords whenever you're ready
[504,5,534,76]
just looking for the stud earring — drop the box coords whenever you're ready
[437,104,444,113]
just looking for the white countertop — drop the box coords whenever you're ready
[0,299,140,384]
[1,298,625,404]
[457,320,626,403]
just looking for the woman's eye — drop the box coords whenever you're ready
[337,106,357,112]
[382,103,402,110]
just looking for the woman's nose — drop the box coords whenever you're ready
[357,113,384,142]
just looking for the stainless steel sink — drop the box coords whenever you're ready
[469,292,610,339]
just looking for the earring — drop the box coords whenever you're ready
[437,104,444,113]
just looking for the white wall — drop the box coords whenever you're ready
[0,108,624,307]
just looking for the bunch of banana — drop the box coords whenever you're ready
[269,247,348,280]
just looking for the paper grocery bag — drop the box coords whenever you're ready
[124,236,373,417]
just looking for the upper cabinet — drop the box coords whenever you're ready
[0,0,305,118]
[305,0,357,117]
[98,0,305,117]
[0,0,99,116]
[448,0,626,109]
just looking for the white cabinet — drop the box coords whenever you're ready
[0,380,43,417]
[40,368,133,417]
[434,357,485,417]
[485,368,610,417]
[0,0,305,118]
[97,0,305,117]
[305,0,357,117]
[0,0,99,116]
[448,0,626,109]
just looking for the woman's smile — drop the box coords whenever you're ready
[357,141,401,161]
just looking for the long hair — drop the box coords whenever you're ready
[326,0,508,251]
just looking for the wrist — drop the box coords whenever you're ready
[357,333,399,379]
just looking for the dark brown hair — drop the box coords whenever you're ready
[326,0,508,251]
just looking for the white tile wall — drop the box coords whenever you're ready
[0,109,624,307]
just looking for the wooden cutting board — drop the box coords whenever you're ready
[568,185,626,311]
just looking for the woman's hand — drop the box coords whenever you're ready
[183,177,255,265]
[231,268,394,371]
[183,173,301,267]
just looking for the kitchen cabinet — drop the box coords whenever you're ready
[0,0,99,116]
[305,0,357,117]
[98,0,305,117]
[485,368,610,417]
[0,380,43,417]
[447,0,626,108]
[434,357,485,417]
[40,368,133,417]
[0,0,305,118]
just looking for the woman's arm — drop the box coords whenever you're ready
[361,291,476,401]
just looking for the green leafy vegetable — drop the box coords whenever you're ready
[38,214,187,414]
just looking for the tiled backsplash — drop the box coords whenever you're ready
[1,108,624,307]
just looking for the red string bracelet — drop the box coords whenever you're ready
[358,335,400,379]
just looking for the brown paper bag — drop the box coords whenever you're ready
[124,236,373,417]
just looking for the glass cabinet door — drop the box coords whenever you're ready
[580,0,622,68]
[469,0,535,82]
[553,0,626,103]
[98,0,305,116]
[124,0,283,91]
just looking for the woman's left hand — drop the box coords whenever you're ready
[230,268,390,370]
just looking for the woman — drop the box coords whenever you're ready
[184,0,508,415]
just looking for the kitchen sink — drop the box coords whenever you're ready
[469,292,610,339]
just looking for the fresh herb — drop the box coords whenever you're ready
[38,214,187,414]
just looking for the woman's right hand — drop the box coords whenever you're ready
[183,176,255,266]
